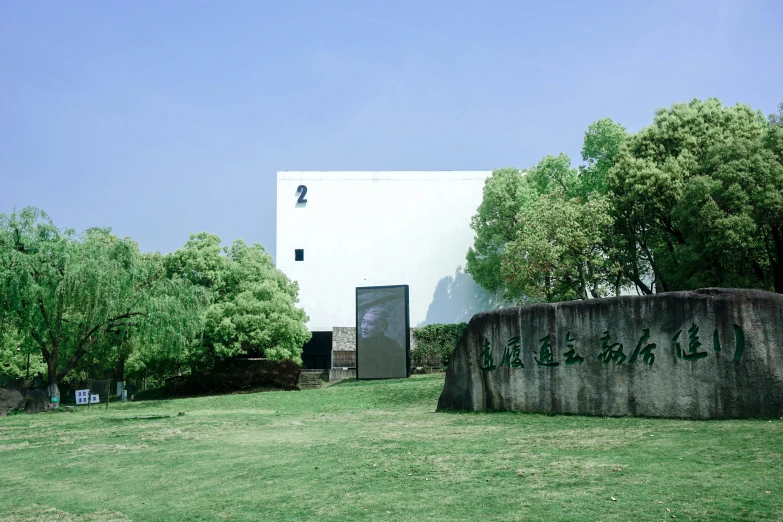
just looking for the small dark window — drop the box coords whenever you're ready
[295,249,304,261]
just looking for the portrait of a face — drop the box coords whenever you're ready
[360,307,389,339]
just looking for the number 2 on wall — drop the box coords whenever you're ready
[296,185,308,204]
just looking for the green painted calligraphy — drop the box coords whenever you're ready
[628,328,656,366]
[563,331,584,365]
[732,324,745,363]
[480,338,496,372]
[673,330,682,358]
[674,324,708,361]
[534,334,559,367]
[710,325,745,362]
[500,336,523,369]
[598,331,626,365]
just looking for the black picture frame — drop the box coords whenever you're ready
[356,284,410,380]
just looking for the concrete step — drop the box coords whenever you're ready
[298,370,329,390]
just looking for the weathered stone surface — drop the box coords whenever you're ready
[437,288,783,419]
[0,389,25,417]
[332,327,357,351]
[25,390,48,414]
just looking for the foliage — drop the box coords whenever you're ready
[466,167,532,296]
[502,189,615,301]
[769,102,783,127]
[580,118,629,197]
[607,98,783,292]
[0,207,206,398]
[470,99,783,301]
[0,325,46,386]
[412,323,467,367]
[155,359,302,398]
[165,232,311,366]
[468,121,627,303]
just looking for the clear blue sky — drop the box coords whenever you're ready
[2,0,781,262]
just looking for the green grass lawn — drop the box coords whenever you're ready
[1,374,782,521]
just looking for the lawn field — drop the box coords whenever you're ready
[1,374,783,521]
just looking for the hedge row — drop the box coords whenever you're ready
[412,323,468,368]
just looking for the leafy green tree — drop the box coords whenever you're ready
[607,98,782,292]
[166,233,311,365]
[0,324,46,385]
[0,208,205,406]
[580,118,628,197]
[468,127,627,303]
[502,187,614,301]
[526,153,579,197]
[466,167,532,296]
[769,102,783,127]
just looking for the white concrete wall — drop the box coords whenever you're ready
[276,171,502,331]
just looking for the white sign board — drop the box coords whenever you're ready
[90,394,100,404]
[75,389,89,405]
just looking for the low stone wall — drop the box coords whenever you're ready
[332,327,356,351]
[437,288,783,419]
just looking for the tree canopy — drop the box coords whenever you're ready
[608,98,783,293]
[0,209,311,403]
[467,119,628,303]
[468,98,783,302]
[164,232,311,365]
[0,208,206,402]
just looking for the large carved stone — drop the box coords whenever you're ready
[437,288,783,419]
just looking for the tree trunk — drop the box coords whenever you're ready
[578,264,588,300]
[116,356,125,382]
[115,356,126,397]
[46,357,60,410]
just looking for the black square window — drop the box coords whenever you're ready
[295,249,304,261]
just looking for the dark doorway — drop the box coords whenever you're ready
[301,331,332,370]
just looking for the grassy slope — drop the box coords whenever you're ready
[1,374,782,521]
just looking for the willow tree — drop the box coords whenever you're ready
[0,207,205,406]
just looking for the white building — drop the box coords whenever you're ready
[275,171,504,371]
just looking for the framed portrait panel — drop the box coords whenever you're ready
[356,285,410,379]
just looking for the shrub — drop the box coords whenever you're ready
[412,323,467,368]
[160,359,302,398]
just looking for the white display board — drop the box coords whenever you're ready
[76,390,100,404]
[75,389,89,405]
